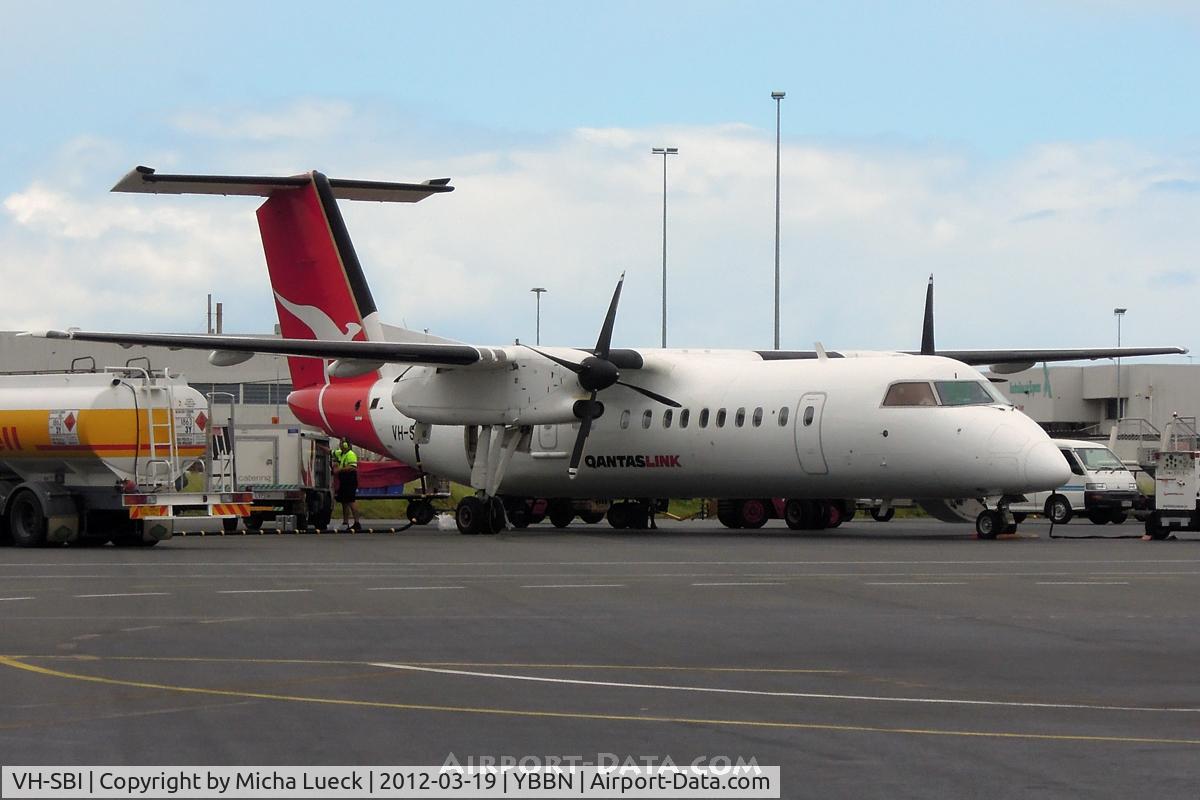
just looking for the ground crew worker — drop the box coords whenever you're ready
[333,440,362,531]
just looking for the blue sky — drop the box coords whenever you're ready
[2,1,1199,353]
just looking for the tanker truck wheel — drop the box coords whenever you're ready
[112,521,158,547]
[221,517,240,533]
[9,491,48,548]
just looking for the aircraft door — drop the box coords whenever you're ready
[794,393,828,475]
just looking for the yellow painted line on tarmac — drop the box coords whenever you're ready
[1,656,1198,746]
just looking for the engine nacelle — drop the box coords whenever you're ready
[391,357,582,426]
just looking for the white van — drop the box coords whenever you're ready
[1009,439,1140,525]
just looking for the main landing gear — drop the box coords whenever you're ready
[456,423,525,535]
[456,496,506,535]
[716,498,852,530]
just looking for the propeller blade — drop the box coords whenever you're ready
[616,380,682,408]
[594,272,625,359]
[920,273,935,356]
[568,392,600,478]
[523,344,585,375]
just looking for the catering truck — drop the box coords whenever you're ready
[209,421,334,532]
[0,366,250,546]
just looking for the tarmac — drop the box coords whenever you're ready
[1,517,1199,799]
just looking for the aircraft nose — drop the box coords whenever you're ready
[1024,439,1070,490]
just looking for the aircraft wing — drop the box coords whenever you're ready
[921,346,1187,367]
[29,330,485,368]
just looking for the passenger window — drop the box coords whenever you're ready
[642,409,653,429]
[753,407,763,427]
[699,408,709,428]
[663,409,673,429]
[619,410,630,430]
[778,407,790,426]
[716,408,726,428]
[883,382,937,406]
[735,407,746,428]
[680,409,691,428]
[1061,449,1086,477]
[803,406,815,426]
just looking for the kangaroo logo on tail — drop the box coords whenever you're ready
[274,292,363,341]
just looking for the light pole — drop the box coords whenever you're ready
[771,91,785,350]
[531,287,547,345]
[652,147,678,348]
[1114,307,1127,419]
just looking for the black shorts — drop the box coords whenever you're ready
[335,470,358,503]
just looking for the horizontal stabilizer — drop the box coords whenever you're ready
[112,166,453,202]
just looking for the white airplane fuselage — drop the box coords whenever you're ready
[294,349,1069,500]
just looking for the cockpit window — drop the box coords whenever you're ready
[1075,446,1126,471]
[934,380,998,407]
[882,382,937,406]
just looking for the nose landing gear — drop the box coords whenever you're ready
[975,504,1018,539]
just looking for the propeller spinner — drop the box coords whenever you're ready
[525,274,680,478]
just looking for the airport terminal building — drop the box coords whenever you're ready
[993,362,1199,445]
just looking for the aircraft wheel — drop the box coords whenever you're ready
[841,504,856,524]
[407,500,436,526]
[607,503,630,529]
[456,496,486,535]
[1045,495,1072,524]
[870,506,895,522]
[783,499,805,530]
[825,502,844,529]
[716,501,742,529]
[9,491,48,548]
[739,499,769,529]
[579,510,605,524]
[221,517,240,533]
[628,502,652,530]
[505,500,531,529]
[548,501,575,529]
[975,509,1002,540]
[484,498,506,534]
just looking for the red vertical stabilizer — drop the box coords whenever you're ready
[255,172,381,389]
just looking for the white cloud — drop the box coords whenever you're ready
[2,108,1198,359]
[170,99,355,141]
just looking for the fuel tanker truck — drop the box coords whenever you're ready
[0,366,251,547]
